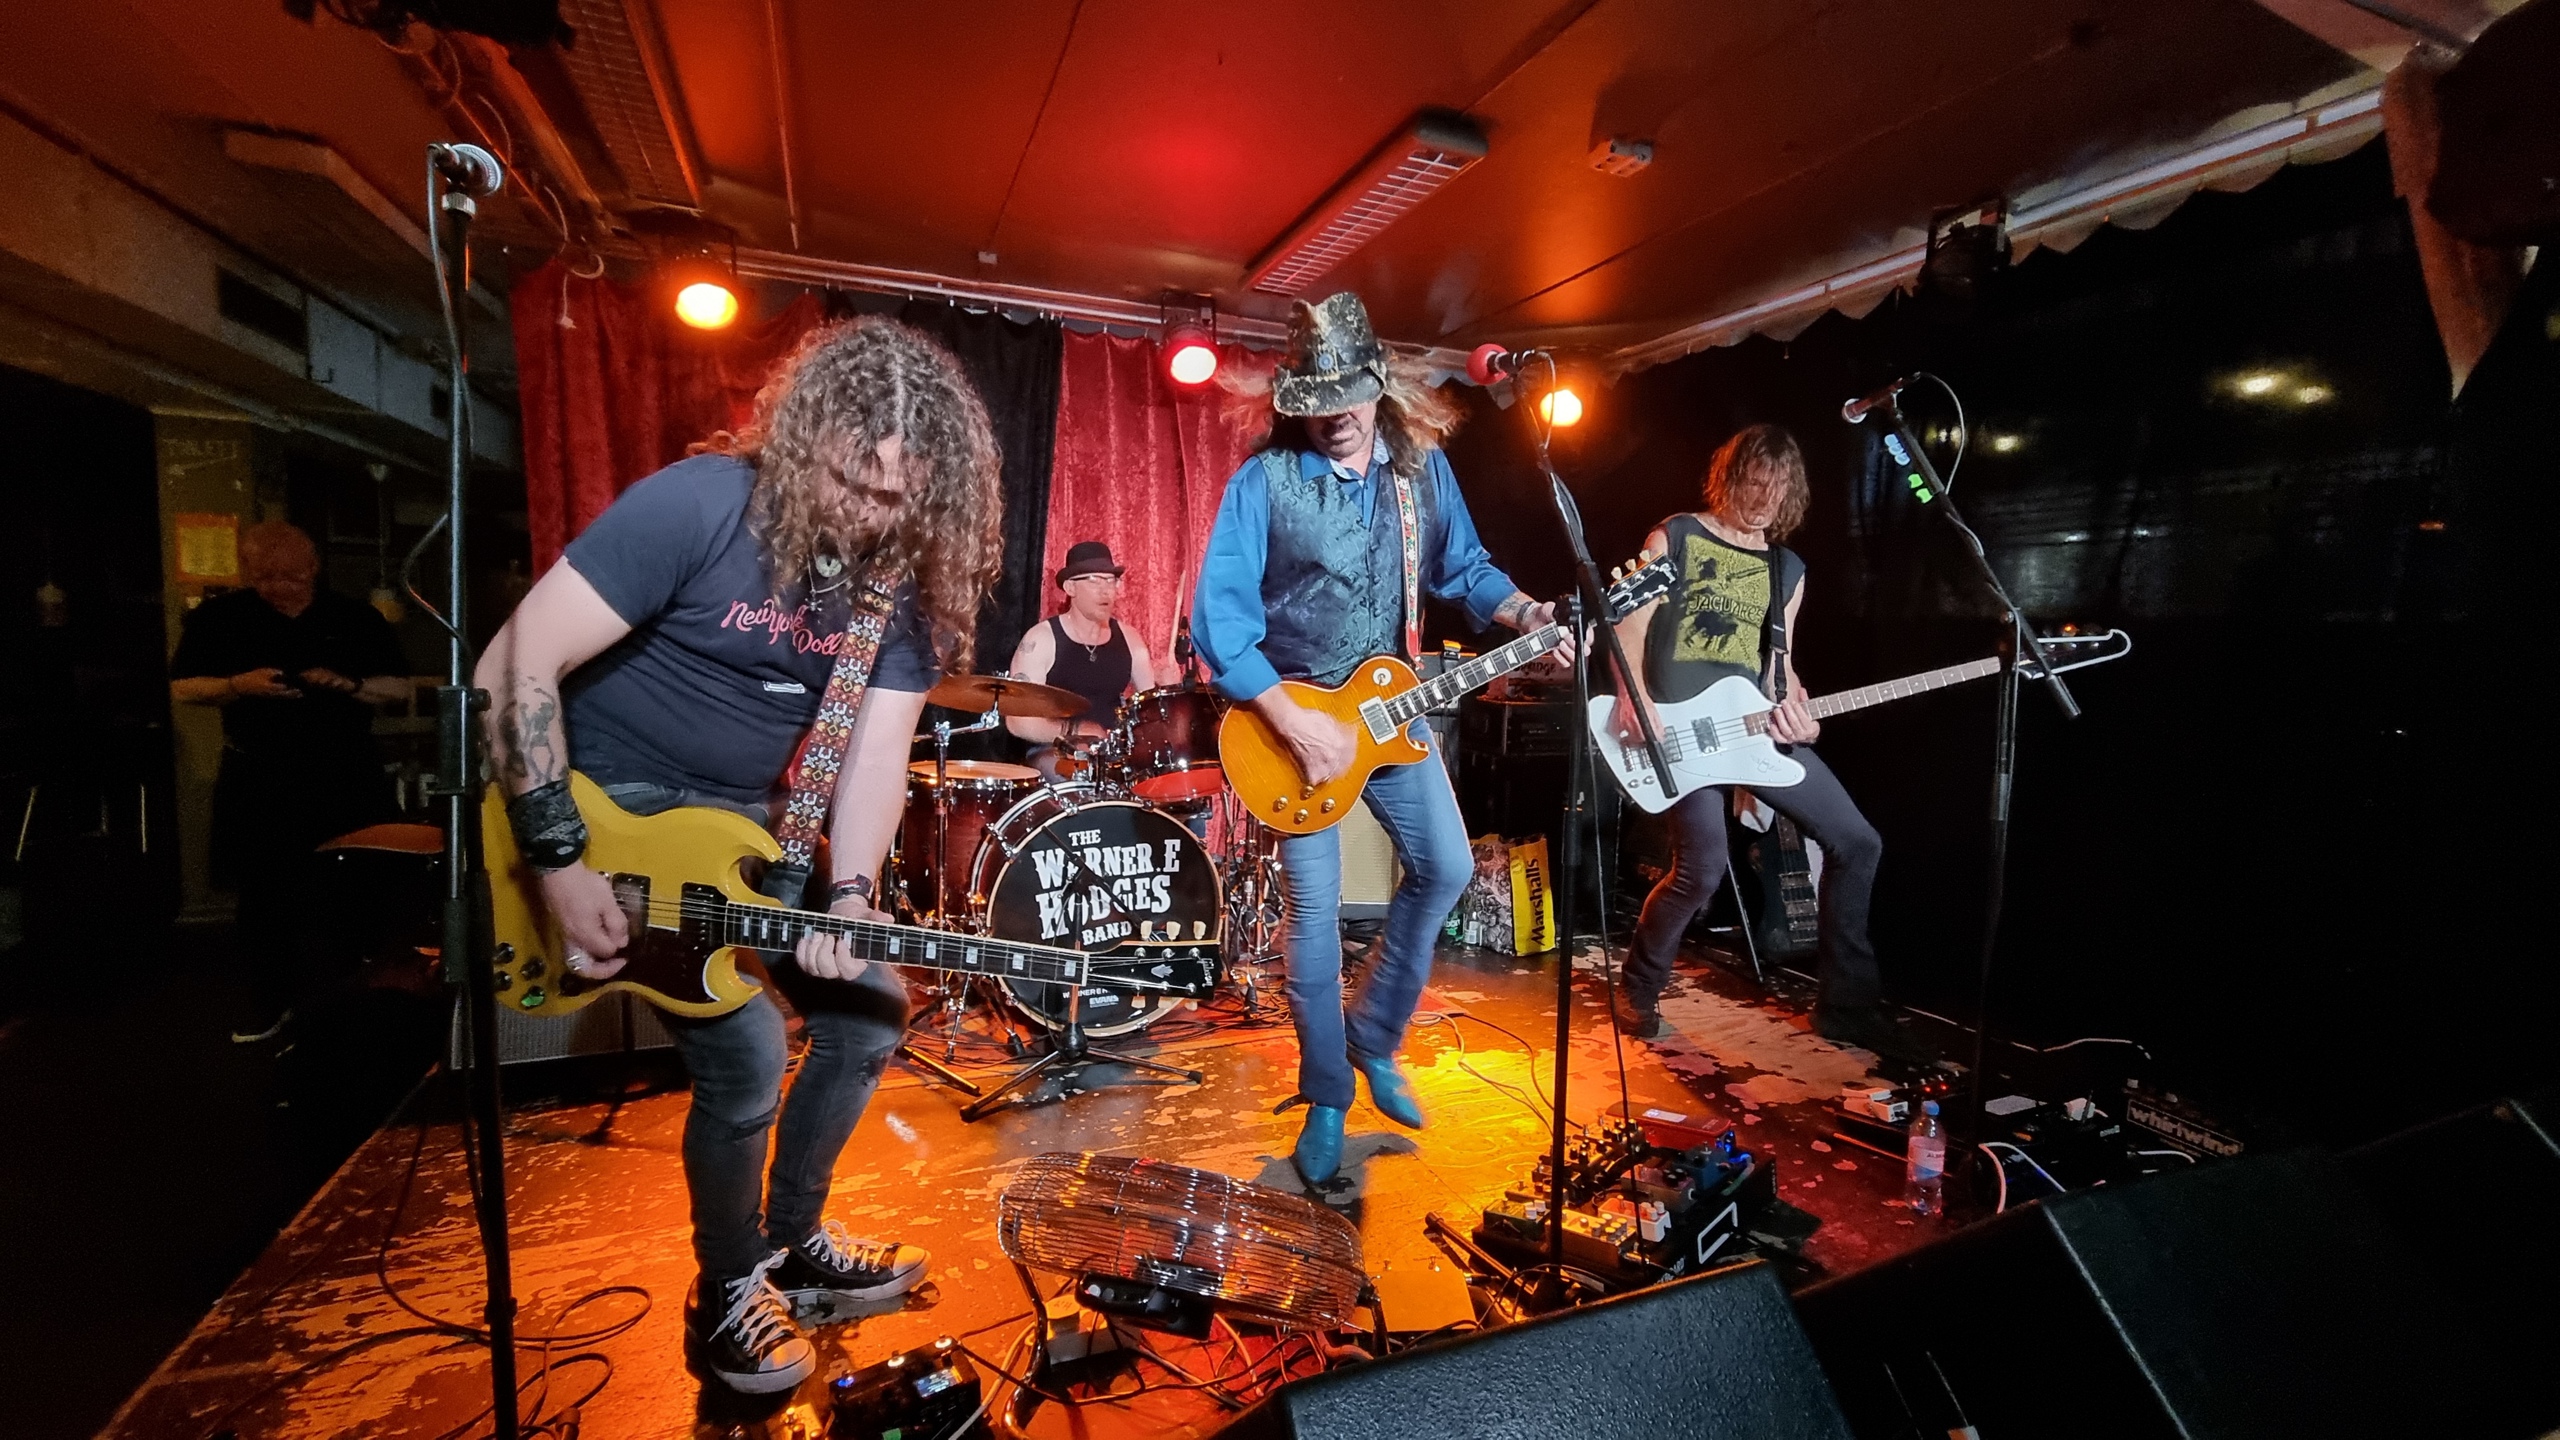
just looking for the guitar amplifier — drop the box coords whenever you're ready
[449,989,676,1068]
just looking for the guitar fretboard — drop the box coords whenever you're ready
[1381,624,1566,727]
[1795,658,2004,723]
[712,903,1201,991]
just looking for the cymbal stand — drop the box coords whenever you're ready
[895,702,1004,1095]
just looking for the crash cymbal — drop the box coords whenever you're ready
[925,673,1089,719]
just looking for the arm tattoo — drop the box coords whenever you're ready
[495,681,566,791]
[1494,594,1532,629]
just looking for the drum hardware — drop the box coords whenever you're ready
[959,910,1209,1124]
[923,672,1090,720]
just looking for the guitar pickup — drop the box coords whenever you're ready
[1689,717,1721,751]
[1357,697,1397,744]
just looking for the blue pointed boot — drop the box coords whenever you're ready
[1292,1104,1347,1186]
[1353,1052,1425,1130]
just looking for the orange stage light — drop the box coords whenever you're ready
[675,280,740,330]
[1539,387,1584,428]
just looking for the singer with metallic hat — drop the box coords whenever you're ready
[1191,291,1563,1186]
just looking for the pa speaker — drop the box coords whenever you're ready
[2347,1091,2560,1436]
[1794,1150,2511,1440]
[1219,1258,1850,1440]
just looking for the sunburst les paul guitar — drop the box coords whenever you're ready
[1220,553,1674,836]
[483,773,1219,1018]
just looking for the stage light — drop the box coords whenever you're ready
[1164,323,1219,386]
[2235,371,2282,396]
[1538,387,1584,427]
[2293,384,2332,405]
[1990,433,2024,453]
[675,280,739,330]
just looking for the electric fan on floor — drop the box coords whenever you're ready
[997,1151,1368,1333]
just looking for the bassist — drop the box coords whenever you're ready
[1609,425,1924,1063]
[1192,291,1562,1185]
[477,319,1002,1394]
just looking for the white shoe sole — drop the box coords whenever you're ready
[686,1332,814,1394]
[781,1263,928,1323]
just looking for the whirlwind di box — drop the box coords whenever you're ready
[831,1337,982,1440]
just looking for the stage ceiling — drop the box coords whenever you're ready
[2,0,2516,370]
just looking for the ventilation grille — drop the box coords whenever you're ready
[1248,113,1487,297]
[554,0,697,208]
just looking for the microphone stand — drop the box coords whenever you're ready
[1873,395,2077,1148]
[425,151,519,1439]
[1524,361,1676,1303]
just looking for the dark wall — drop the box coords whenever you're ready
[1444,146,2560,1144]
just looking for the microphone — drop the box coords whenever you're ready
[430,142,506,197]
[1840,376,1913,424]
[1467,342,1548,385]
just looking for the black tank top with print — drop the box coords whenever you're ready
[1046,616,1133,722]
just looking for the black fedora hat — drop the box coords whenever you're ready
[1056,540,1126,586]
[1272,292,1389,417]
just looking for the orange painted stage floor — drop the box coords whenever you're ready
[106,941,1945,1440]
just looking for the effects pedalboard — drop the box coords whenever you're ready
[830,1337,983,1440]
[1472,1117,1778,1286]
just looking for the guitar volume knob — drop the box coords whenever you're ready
[1293,808,1309,823]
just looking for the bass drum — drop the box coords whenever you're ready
[972,786,1223,1037]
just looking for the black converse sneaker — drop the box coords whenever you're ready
[683,1251,815,1395]
[772,1220,930,1323]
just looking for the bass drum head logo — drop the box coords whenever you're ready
[983,799,1222,1038]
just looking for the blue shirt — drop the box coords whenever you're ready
[1192,442,1522,701]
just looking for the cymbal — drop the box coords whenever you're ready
[925,673,1089,719]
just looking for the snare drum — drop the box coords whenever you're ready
[1120,685,1225,804]
[895,759,1040,918]
[970,786,1222,1037]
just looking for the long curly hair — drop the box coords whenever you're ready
[1226,350,1464,478]
[700,317,1003,671]
[1703,423,1811,541]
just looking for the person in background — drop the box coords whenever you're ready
[170,520,412,1043]
[1004,540,1169,778]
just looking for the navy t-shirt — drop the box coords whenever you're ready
[562,454,939,807]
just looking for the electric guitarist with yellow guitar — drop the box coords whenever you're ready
[476,319,1003,1396]
[1192,292,1575,1188]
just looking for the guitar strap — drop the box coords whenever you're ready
[1763,546,1791,703]
[765,562,902,908]
[1393,467,1423,663]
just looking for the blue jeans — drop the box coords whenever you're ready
[602,783,912,1281]
[1276,735,1471,1109]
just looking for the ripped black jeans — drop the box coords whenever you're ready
[606,783,912,1282]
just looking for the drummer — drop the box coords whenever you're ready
[1004,540,1172,781]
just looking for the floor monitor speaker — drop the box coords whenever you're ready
[1219,1258,1851,1440]
[1794,1150,2513,1440]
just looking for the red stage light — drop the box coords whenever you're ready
[1164,322,1218,386]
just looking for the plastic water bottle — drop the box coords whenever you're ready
[1905,1100,1946,1216]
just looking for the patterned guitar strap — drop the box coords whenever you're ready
[763,563,902,909]
[1392,469,1422,664]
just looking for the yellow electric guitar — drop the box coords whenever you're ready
[483,773,1220,1018]
[1219,552,1674,835]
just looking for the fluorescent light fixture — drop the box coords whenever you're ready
[1247,112,1487,296]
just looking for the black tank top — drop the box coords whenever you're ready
[1046,616,1133,722]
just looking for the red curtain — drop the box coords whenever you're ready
[511,260,827,571]
[1044,333,1274,671]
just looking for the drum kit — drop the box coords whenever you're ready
[889,670,1286,1118]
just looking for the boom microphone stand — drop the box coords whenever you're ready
[424,142,520,1440]
[1522,358,1677,1301]
[1870,388,2077,1147]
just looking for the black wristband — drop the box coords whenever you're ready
[828,875,875,905]
[506,778,588,871]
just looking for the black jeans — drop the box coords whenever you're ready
[605,782,912,1282]
[1622,747,1884,1013]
